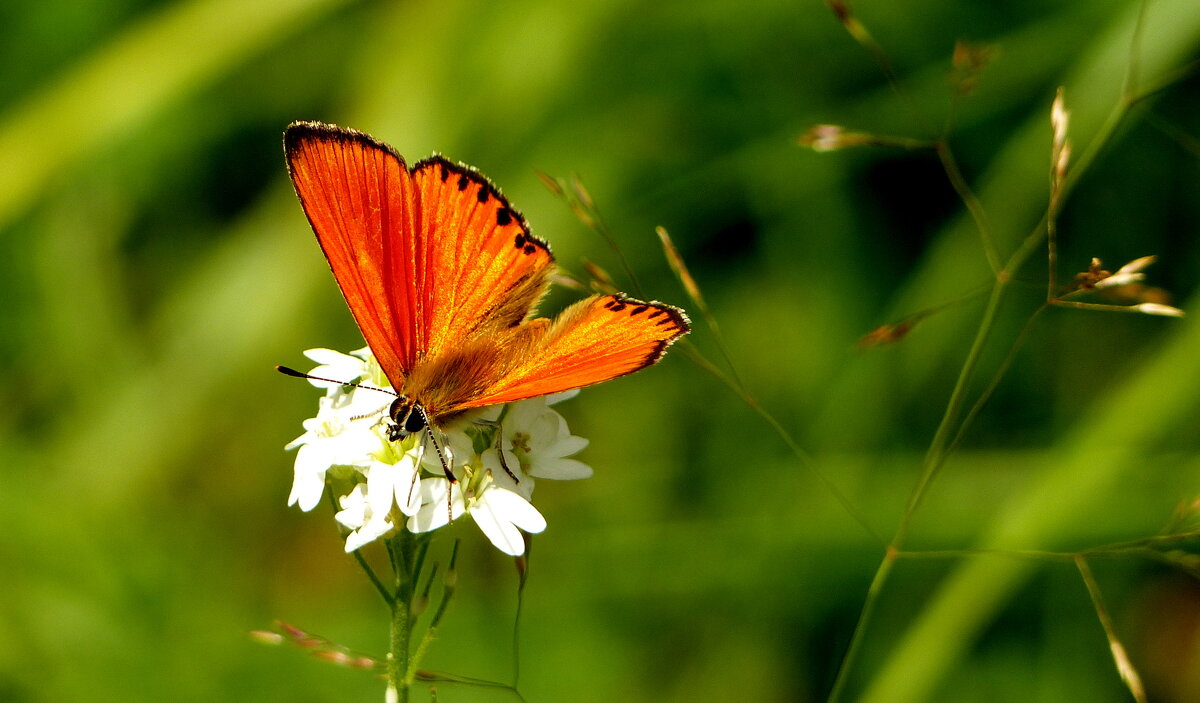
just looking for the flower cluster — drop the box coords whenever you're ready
[285,348,592,556]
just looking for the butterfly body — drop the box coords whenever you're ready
[284,121,689,439]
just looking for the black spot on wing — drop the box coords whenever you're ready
[410,154,555,261]
[609,294,691,334]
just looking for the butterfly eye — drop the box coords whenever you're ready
[404,407,427,435]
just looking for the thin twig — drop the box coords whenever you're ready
[826,548,898,703]
[679,342,887,546]
[897,281,1008,544]
[935,140,1000,273]
[944,304,1048,458]
[1075,556,1148,703]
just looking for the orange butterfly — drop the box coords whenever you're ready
[282,121,689,446]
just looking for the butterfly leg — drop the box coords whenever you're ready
[492,421,520,483]
[406,407,457,524]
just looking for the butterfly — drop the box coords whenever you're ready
[281,121,690,453]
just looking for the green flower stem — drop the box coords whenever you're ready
[406,578,455,685]
[387,531,419,703]
[354,547,394,607]
[389,591,411,703]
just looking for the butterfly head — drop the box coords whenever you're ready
[388,396,428,442]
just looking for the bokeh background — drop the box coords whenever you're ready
[1,0,1198,701]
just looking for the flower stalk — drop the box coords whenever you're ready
[387,530,417,703]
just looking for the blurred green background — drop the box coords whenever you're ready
[1,0,1198,701]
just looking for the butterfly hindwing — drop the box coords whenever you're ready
[451,294,691,410]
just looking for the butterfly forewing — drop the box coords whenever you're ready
[411,157,554,365]
[284,123,420,385]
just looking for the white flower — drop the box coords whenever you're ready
[496,397,593,499]
[333,442,426,552]
[285,345,594,555]
[408,474,546,556]
[335,484,395,552]
[455,396,591,501]
[285,396,386,512]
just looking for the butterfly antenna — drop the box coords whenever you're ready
[276,365,400,397]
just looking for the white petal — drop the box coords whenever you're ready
[544,389,579,405]
[284,429,314,451]
[476,404,504,423]
[326,426,386,467]
[344,516,394,552]
[289,445,330,511]
[407,479,462,533]
[546,434,589,457]
[1114,255,1156,275]
[1137,302,1186,317]
[471,507,526,556]
[365,460,401,517]
[303,349,369,388]
[382,456,422,517]
[527,411,563,451]
[506,397,545,429]
[334,484,369,529]
[303,348,357,366]
[481,449,533,498]
[1094,272,1146,289]
[530,457,593,480]
[482,488,546,534]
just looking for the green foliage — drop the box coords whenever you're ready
[0,0,1197,701]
